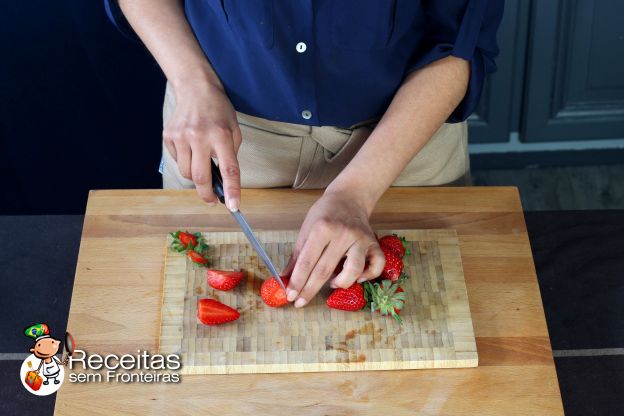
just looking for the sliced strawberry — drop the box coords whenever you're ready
[380,246,403,281]
[197,298,240,325]
[378,234,409,257]
[260,277,289,308]
[207,270,244,291]
[326,283,366,311]
[179,232,198,248]
[187,250,209,266]
[170,230,208,255]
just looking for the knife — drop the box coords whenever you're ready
[210,159,287,292]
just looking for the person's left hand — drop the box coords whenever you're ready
[282,191,386,308]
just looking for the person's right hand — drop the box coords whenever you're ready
[163,80,242,211]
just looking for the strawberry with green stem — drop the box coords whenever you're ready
[170,230,210,266]
[364,279,406,324]
[170,230,203,252]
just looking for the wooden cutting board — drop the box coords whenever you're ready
[159,229,477,374]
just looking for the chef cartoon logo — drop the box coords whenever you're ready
[19,323,72,396]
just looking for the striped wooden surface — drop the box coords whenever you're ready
[160,229,476,374]
[55,188,564,415]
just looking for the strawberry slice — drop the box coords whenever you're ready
[207,270,244,291]
[187,250,209,266]
[326,283,366,311]
[197,298,240,325]
[260,277,290,308]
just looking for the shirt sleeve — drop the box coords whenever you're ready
[103,0,140,41]
[408,0,504,122]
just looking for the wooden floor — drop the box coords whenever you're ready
[473,164,624,210]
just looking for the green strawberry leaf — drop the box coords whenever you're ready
[397,272,410,285]
[390,309,403,324]
[398,235,412,256]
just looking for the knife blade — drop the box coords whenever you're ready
[210,159,287,292]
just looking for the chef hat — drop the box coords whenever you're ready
[24,323,50,341]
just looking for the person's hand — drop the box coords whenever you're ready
[283,190,386,307]
[163,79,242,211]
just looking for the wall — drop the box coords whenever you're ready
[470,0,624,162]
[0,1,165,214]
[2,1,623,214]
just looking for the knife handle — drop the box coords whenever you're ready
[210,159,226,204]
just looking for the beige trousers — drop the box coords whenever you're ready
[161,83,470,189]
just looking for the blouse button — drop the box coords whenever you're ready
[301,110,312,120]
[296,42,307,53]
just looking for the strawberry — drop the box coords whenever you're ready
[260,277,290,308]
[170,230,202,251]
[378,234,410,257]
[380,246,403,281]
[326,283,366,311]
[207,270,244,291]
[197,298,240,325]
[364,279,406,323]
[170,230,209,266]
[179,231,198,248]
[187,250,209,266]
[393,287,405,315]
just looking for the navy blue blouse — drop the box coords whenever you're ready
[105,0,504,127]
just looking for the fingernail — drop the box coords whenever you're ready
[357,277,366,283]
[329,280,338,289]
[286,289,298,302]
[294,297,307,308]
[207,202,217,207]
[227,198,240,212]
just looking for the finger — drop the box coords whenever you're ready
[282,255,297,278]
[287,230,328,303]
[163,130,177,161]
[232,124,243,154]
[213,136,241,212]
[174,140,192,180]
[357,243,386,283]
[283,225,310,298]
[190,142,217,205]
[331,243,367,289]
[295,241,346,307]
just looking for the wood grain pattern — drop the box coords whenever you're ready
[55,188,564,415]
[159,230,477,374]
